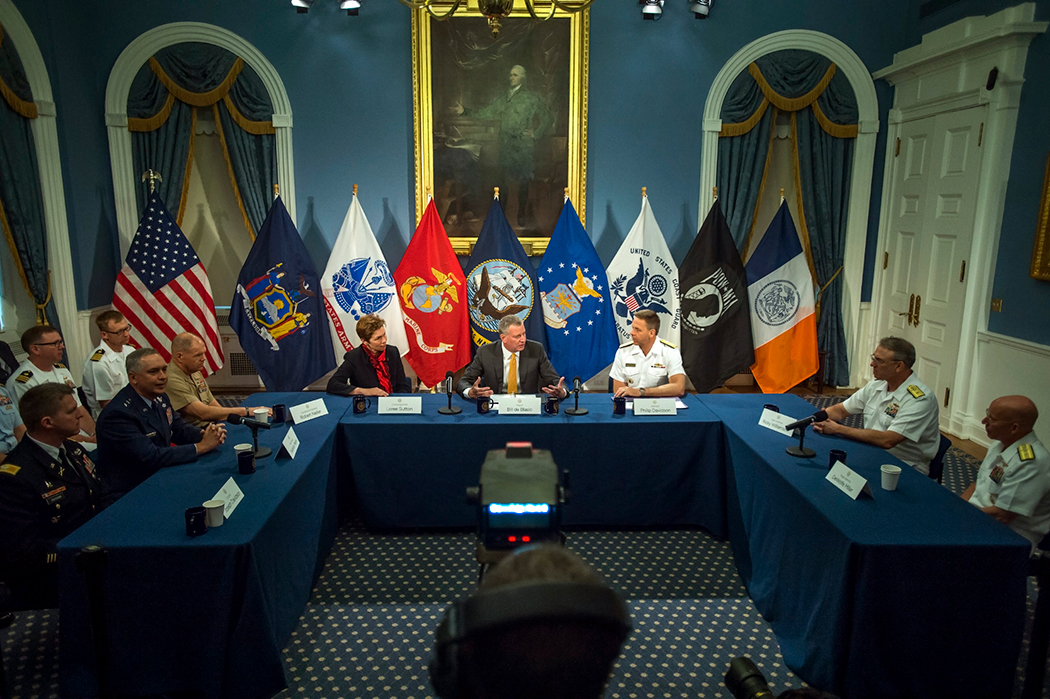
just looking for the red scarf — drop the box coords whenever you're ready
[363,344,392,393]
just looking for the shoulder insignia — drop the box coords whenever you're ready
[907,385,924,399]
[1019,444,1035,462]
[619,341,633,349]
[90,349,105,362]
[15,370,32,383]
[0,463,20,476]
[55,363,66,369]
[659,339,678,349]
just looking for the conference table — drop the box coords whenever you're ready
[57,393,349,699]
[699,393,1030,699]
[338,393,727,533]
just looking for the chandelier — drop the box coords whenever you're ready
[395,0,598,37]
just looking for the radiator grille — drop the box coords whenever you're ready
[229,352,257,376]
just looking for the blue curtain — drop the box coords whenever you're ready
[716,49,857,386]
[0,24,61,330]
[127,42,276,236]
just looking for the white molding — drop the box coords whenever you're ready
[0,0,92,380]
[977,330,1050,360]
[868,3,1046,445]
[104,22,295,257]
[699,30,880,389]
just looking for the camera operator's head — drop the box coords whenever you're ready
[430,545,630,699]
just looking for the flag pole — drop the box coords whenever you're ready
[141,169,162,194]
[273,183,280,199]
[780,187,785,203]
[564,186,570,203]
[353,183,358,196]
[494,186,500,200]
[425,184,433,203]
[641,186,647,199]
[713,186,718,201]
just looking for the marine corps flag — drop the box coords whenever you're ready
[230,196,335,391]
[678,200,753,393]
[464,196,545,350]
[392,198,470,387]
[322,189,410,359]
[538,197,617,382]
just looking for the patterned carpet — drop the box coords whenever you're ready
[2,394,1043,698]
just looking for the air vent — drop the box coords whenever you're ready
[229,352,257,376]
[217,313,231,327]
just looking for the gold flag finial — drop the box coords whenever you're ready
[353,183,358,196]
[141,169,162,194]
[713,186,718,200]
[273,183,280,198]
[642,186,647,198]
[494,186,500,200]
[780,187,785,201]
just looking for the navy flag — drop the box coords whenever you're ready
[230,196,335,391]
[464,196,546,349]
[538,198,617,382]
[678,200,754,393]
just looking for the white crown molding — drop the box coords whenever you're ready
[699,30,880,388]
[0,0,91,379]
[105,22,295,257]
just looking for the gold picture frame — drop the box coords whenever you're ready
[1032,153,1050,281]
[411,3,589,256]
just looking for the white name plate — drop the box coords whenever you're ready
[826,461,872,500]
[759,409,796,436]
[289,398,328,424]
[213,477,245,519]
[378,396,422,414]
[499,395,542,415]
[278,426,300,459]
[633,398,677,415]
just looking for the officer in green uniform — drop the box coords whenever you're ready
[0,383,103,609]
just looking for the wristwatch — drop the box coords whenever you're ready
[639,388,646,397]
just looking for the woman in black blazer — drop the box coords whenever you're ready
[325,314,411,396]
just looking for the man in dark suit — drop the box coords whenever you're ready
[326,314,411,396]
[457,314,566,399]
[0,383,103,609]
[96,348,225,502]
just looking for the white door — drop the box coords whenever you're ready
[878,106,984,426]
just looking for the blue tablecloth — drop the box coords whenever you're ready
[699,393,1030,699]
[339,393,726,533]
[57,393,349,699]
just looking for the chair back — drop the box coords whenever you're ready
[928,434,951,483]
[0,341,18,385]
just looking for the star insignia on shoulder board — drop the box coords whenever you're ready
[90,349,105,362]
[15,370,32,383]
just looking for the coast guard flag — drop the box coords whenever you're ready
[113,191,224,375]
[538,198,617,382]
[679,200,754,393]
[393,198,470,387]
[606,193,681,345]
[745,201,818,393]
[464,197,545,349]
[322,191,410,359]
[230,196,335,391]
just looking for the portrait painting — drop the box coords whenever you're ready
[412,6,589,255]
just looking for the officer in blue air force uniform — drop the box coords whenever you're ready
[0,383,103,609]
[96,348,225,503]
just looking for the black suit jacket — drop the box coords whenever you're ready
[0,438,102,607]
[326,345,411,396]
[96,384,202,501]
[456,340,561,395]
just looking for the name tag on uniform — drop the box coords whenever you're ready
[378,396,422,414]
[499,395,541,415]
[633,398,677,416]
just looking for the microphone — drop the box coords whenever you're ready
[572,376,582,393]
[445,370,454,395]
[439,370,461,415]
[227,413,273,430]
[783,410,828,432]
[565,375,588,416]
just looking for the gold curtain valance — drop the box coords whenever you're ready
[719,61,857,139]
[0,23,37,119]
[128,55,274,134]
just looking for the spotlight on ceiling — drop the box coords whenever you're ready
[341,0,361,15]
[688,0,712,18]
[641,0,664,21]
[291,0,314,13]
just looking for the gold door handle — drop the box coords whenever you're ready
[897,294,916,325]
[912,295,921,326]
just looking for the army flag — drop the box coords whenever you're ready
[538,198,617,382]
[678,200,753,393]
[392,199,470,387]
[230,196,335,391]
[745,201,818,393]
[464,197,545,349]
[322,190,410,360]
[606,193,681,345]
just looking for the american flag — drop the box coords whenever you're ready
[112,193,224,375]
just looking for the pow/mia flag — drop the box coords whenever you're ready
[678,200,753,393]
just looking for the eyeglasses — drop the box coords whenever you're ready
[869,354,900,366]
[33,339,64,348]
[104,325,132,335]
[985,410,1010,424]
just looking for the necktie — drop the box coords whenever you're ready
[507,353,518,395]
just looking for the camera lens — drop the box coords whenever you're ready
[724,657,774,699]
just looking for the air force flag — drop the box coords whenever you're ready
[538,198,617,382]
[606,193,681,345]
[322,190,410,359]
[231,196,336,391]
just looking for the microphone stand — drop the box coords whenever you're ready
[246,423,271,459]
[565,385,587,416]
[439,376,461,415]
[786,424,816,458]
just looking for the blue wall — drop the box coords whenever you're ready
[40,0,1050,347]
